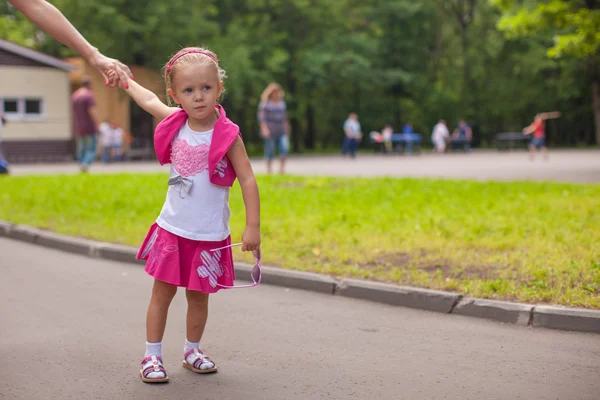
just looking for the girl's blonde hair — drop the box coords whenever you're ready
[261,83,284,102]
[162,47,227,106]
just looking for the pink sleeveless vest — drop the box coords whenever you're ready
[154,105,239,187]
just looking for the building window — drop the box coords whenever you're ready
[0,97,45,120]
[25,98,42,115]
[3,98,19,114]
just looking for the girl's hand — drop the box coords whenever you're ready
[242,226,261,252]
[105,65,131,89]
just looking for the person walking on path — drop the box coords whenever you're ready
[342,112,362,158]
[72,77,99,172]
[114,47,260,384]
[258,83,290,174]
[522,112,560,161]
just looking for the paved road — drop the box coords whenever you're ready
[1,238,599,399]
[8,150,600,183]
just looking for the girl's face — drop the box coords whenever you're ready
[168,63,223,123]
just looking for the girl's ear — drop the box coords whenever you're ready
[218,81,224,99]
[168,88,181,105]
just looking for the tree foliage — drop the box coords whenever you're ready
[2,0,598,147]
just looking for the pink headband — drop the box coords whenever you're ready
[167,50,218,72]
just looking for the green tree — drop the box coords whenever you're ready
[492,0,600,145]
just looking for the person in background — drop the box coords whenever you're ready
[522,112,560,161]
[99,120,125,163]
[99,120,114,163]
[112,122,126,162]
[431,119,449,153]
[258,83,290,174]
[382,123,394,153]
[342,112,362,159]
[72,76,99,172]
[0,114,8,174]
[8,0,132,88]
[452,119,473,152]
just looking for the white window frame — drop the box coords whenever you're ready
[0,97,46,121]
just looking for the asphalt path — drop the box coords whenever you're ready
[1,238,599,399]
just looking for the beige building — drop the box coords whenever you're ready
[0,39,75,162]
[0,39,165,163]
[66,57,165,159]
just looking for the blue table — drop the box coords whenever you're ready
[371,133,422,153]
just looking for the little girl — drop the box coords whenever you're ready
[115,47,260,383]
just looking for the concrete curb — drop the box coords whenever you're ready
[8,225,40,243]
[453,297,533,326]
[257,266,337,294]
[1,221,599,334]
[96,243,146,266]
[532,306,600,334]
[0,220,13,236]
[337,279,460,313]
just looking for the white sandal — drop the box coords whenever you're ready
[182,348,218,374]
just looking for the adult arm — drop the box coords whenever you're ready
[257,101,270,139]
[8,0,132,87]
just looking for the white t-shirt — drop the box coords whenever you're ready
[156,121,230,241]
[99,122,124,147]
[343,119,362,139]
[99,122,113,147]
[382,127,393,141]
[432,123,449,143]
[112,127,124,146]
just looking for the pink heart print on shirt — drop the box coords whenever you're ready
[171,139,209,177]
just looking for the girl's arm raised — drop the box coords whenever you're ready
[123,79,179,121]
[111,66,178,121]
[227,136,260,252]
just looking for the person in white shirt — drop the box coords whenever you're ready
[99,120,113,163]
[99,120,125,163]
[431,119,449,153]
[342,112,362,158]
[111,122,125,161]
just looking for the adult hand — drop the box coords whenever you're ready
[105,65,131,90]
[89,51,134,88]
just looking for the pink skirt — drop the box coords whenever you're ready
[136,223,235,293]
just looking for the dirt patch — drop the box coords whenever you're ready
[346,249,502,280]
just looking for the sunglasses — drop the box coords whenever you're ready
[210,243,262,289]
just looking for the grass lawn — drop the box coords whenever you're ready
[1,174,599,308]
